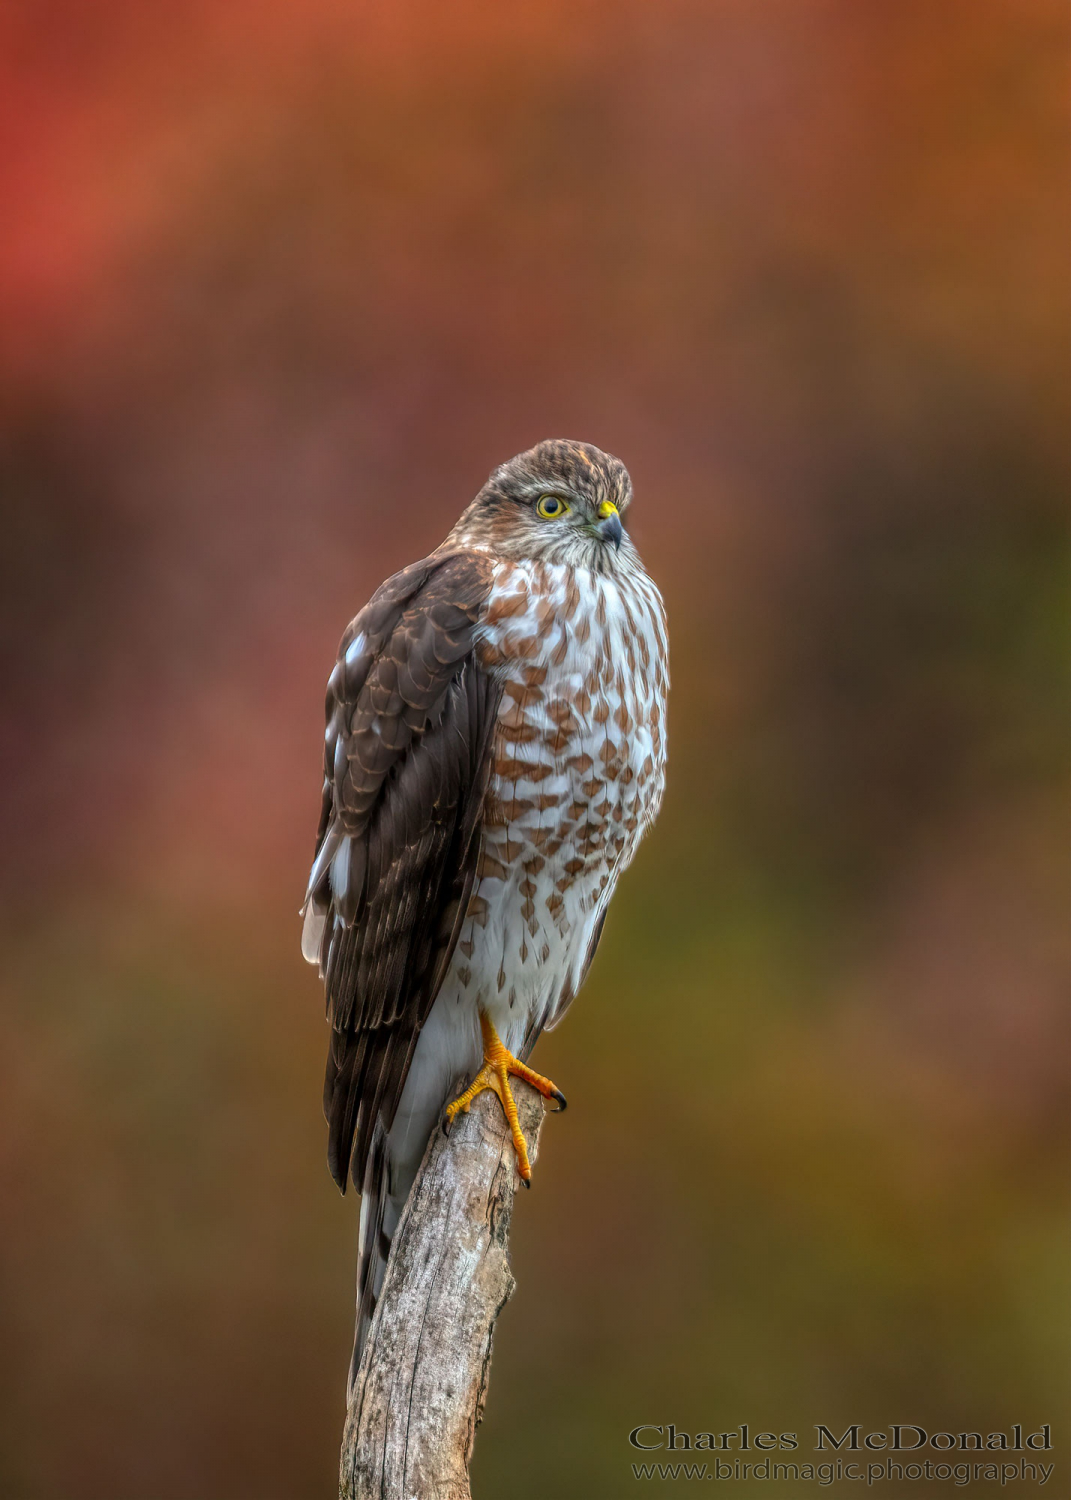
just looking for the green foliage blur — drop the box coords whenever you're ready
[0,3,1066,1497]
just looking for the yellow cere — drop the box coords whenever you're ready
[597,500,619,520]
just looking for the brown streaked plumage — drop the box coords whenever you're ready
[302,440,668,1386]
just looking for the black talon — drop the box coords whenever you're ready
[551,1089,568,1113]
[520,1176,531,1189]
[442,1115,451,1137]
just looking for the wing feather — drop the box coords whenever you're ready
[303,549,500,1191]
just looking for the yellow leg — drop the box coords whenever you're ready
[443,1013,566,1184]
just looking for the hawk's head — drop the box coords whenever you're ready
[452,439,635,570]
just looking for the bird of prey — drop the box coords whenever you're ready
[301,439,668,1385]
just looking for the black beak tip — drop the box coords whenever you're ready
[600,513,624,550]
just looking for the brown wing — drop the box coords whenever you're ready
[302,549,500,1192]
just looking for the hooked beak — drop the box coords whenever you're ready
[595,499,623,550]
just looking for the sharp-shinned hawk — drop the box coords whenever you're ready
[301,439,668,1384]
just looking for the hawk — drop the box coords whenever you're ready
[301,439,668,1383]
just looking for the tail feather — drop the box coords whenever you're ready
[348,1126,394,1393]
[342,1038,461,1393]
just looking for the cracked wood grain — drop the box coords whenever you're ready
[339,1082,545,1500]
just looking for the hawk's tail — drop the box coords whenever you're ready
[348,1124,431,1393]
[348,1128,394,1394]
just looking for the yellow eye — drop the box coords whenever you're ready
[536,494,570,519]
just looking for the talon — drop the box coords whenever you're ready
[441,1014,566,1184]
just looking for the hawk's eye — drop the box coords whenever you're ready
[535,494,570,519]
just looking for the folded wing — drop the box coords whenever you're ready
[302,550,499,1191]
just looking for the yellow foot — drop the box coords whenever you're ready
[442,1014,566,1184]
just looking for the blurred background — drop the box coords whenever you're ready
[0,2,1067,1496]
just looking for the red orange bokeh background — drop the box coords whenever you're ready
[1,4,1067,1496]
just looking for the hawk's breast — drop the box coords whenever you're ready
[448,555,668,1039]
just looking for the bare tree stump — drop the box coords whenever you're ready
[339,1082,546,1500]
